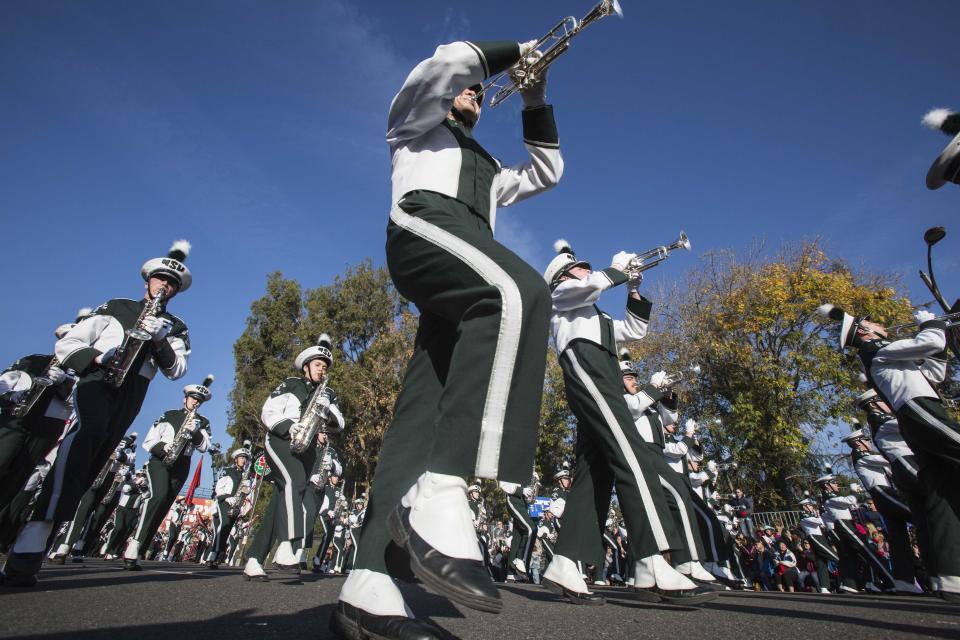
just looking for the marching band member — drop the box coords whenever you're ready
[921,108,960,190]
[2,241,192,587]
[552,463,572,504]
[205,442,251,569]
[823,304,960,602]
[537,241,714,605]
[244,338,344,581]
[104,468,149,559]
[310,454,344,573]
[123,377,213,570]
[0,311,86,512]
[500,475,539,580]
[798,497,836,594]
[335,36,564,640]
[49,434,137,563]
[841,429,922,593]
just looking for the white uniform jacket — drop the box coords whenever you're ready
[388,40,563,232]
[861,321,946,411]
[551,269,651,356]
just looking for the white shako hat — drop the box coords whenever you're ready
[853,388,878,409]
[232,440,252,460]
[922,108,960,190]
[184,374,214,402]
[55,307,93,339]
[543,239,590,288]
[816,304,865,350]
[553,460,572,480]
[814,473,836,485]
[295,333,334,371]
[141,240,193,292]
[468,483,481,493]
[797,497,816,507]
[619,348,638,376]
[840,429,867,445]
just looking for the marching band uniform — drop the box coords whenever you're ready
[2,241,192,587]
[830,305,960,601]
[336,37,563,638]
[205,444,251,568]
[308,459,344,572]
[244,340,344,581]
[125,378,214,570]
[0,323,80,513]
[162,501,186,560]
[500,479,538,578]
[842,429,920,593]
[799,498,838,593]
[105,471,149,558]
[50,435,137,563]
[537,243,712,605]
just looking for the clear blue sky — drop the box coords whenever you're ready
[1,1,956,487]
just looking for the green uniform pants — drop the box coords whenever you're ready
[0,414,64,511]
[133,456,191,548]
[105,505,139,556]
[353,191,551,576]
[263,432,314,544]
[554,342,682,563]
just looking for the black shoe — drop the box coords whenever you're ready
[272,561,301,574]
[242,572,269,582]
[70,554,84,563]
[618,586,663,603]
[690,579,725,592]
[205,561,219,570]
[49,554,67,565]
[388,504,501,613]
[385,540,417,583]
[654,585,719,605]
[329,601,442,640]
[123,559,142,571]
[1,552,42,587]
[542,577,605,605]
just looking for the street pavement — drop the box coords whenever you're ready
[1,559,958,639]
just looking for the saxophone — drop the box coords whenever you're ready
[103,286,167,389]
[309,441,332,489]
[289,375,339,454]
[102,464,130,504]
[92,448,121,489]
[10,357,64,418]
[162,407,199,466]
[228,477,251,519]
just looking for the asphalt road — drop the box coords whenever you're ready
[1,559,958,640]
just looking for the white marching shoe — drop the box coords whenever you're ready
[635,554,697,591]
[339,569,413,617]
[122,540,141,571]
[894,579,923,594]
[512,558,527,575]
[677,560,717,582]
[243,558,268,582]
[400,472,482,561]
[542,555,604,605]
[273,541,299,570]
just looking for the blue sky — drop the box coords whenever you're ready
[1,1,956,487]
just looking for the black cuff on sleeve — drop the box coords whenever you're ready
[153,340,177,369]
[660,392,679,410]
[522,105,559,148]
[150,443,167,458]
[601,268,629,287]
[272,419,294,439]
[626,295,653,322]
[466,40,520,77]
[920,319,948,331]
[191,430,204,446]
[640,384,666,403]
[64,347,101,375]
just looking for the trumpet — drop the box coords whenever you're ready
[622,232,692,281]
[660,364,702,389]
[884,310,960,335]
[481,0,623,108]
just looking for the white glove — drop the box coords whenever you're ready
[518,39,538,57]
[326,510,335,519]
[611,251,636,272]
[46,366,67,385]
[226,497,239,507]
[627,271,643,291]
[309,474,321,486]
[685,418,697,435]
[318,395,331,412]
[522,487,534,501]
[141,316,173,341]
[519,50,547,107]
[914,309,936,324]
[650,370,668,389]
[94,347,117,365]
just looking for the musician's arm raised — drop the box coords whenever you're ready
[387,41,520,145]
[551,269,628,312]
[496,106,563,206]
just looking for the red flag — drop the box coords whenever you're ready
[184,459,203,506]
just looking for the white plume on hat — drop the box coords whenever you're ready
[553,238,573,254]
[816,303,845,321]
[922,108,960,135]
[169,239,192,261]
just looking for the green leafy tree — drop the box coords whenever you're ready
[630,240,912,509]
